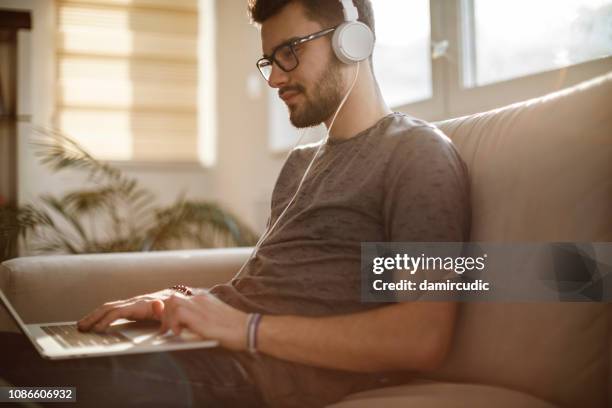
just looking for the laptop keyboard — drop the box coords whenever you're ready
[41,324,130,348]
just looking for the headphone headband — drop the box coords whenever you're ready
[339,0,359,22]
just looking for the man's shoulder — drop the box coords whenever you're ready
[376,113,455,157]
[376,114,468,188]
[378,113,444,140]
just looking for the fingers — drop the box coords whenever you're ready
[78,298,158,332]
[77,300,123,331]
[159,294,206,337]
[159,294,186,334]
[170,306,202,336]
[91,302,137,332]
[151,299,165,320]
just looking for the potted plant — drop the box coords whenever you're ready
[0,128,258,261]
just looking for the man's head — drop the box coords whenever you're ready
[248,0,376,128]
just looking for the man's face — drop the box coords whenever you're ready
[260,2,346,128]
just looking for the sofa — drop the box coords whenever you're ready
[1,71,611,407]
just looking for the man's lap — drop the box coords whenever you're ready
[0,332,265,407]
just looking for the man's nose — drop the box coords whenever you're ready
[267,62,288,89]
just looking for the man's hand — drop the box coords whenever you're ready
[77,289,173,333]
[159,292,249,351]
[77,289,249,352]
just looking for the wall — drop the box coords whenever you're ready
[212,0,286,232]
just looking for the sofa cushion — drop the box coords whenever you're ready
[435,72,612,242]
[425,72,612,408]
[330,380,558,408]
[425,302,608,408]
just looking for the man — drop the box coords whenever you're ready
[0,0,470,406]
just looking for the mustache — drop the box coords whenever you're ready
[279,84,305,98]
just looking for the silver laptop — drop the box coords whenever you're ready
[0,289,218,360]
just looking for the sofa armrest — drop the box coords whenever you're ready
[0,248,252,332]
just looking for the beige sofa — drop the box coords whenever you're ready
[1,72,611,407]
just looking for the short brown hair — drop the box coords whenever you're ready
[248,0,376,41]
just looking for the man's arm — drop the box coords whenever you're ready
[258,301,457,373]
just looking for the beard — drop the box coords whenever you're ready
[285,59,345,128]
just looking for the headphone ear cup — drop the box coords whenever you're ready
[332,21,374,64]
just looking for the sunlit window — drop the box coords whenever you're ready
[465,0,612,87]
[55,0,215,165]
[371,0,432,107]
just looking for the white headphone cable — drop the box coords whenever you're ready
[231,61,361,281]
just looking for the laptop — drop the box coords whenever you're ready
[0,288,219,360]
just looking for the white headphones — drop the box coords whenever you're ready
[332,0,375,64]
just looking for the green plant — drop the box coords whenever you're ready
[0,127,258,259]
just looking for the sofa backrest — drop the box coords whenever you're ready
[430,72,612,408]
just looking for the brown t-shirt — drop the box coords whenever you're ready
[209,112,471,407]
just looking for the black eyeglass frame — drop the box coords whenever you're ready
[256,26,337,80]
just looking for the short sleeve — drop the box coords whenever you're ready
[382,125,471,242]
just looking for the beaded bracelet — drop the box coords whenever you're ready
[170,284,193,296]
[246,313,263,354]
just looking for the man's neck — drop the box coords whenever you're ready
[324,65,392,142]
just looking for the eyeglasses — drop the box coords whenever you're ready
[256,27,336,81]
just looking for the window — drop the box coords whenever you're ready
[463,0,612,87]
[372,0,432,107]
[55,0,216,165]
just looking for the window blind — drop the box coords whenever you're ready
[55,0,200,162]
